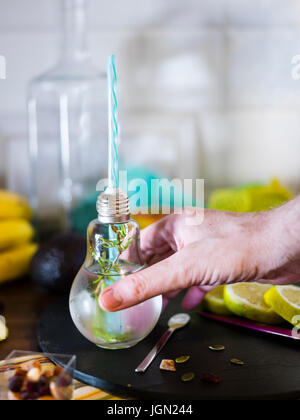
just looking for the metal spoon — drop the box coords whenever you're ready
[135,313,191,373]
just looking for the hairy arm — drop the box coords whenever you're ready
[99,196,300,311]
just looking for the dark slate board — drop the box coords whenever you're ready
[37,296,300,400]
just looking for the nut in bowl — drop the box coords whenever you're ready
[0,351,76,400]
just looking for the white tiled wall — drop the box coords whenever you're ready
[227,29,300,107]
[1,0,300,194]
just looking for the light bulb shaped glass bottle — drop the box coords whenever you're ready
[70,212,162,349]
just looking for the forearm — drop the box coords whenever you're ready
[100,197,300,311]
[269,195,300,254]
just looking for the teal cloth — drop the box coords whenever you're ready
[71,166,194,234]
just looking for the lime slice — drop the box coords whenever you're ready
[0,316,8,341]
[203,286,232,315]
[264,285,300,327]
[224,283,283,324]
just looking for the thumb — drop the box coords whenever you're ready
[99,249,194,311]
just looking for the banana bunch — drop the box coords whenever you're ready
[0,190,37,284]
[0,315,8,341]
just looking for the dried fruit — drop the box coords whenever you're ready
[27,366,42,382]
[209,344,225,352]
[54,366,63,376]
[38,375,50,396]
[32,361,41,369]
[50,381,73,400]
[230,358,245,366]
[39,384,51,397]
[57,373,72,388]
[15,368,26,377]
[43,369,54,379]
[200,372,221,384]
[39,374,49,384]
[7,360,73,400]
[8,375,24,393]
[175,355,190,364]
[20,391,40,400]
[181,372,195,382]
[26,380,39,393]
[8,391,21,400]
[160,359,176,372]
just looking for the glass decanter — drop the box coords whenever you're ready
[27,0,106,237]
[69,188,162,349]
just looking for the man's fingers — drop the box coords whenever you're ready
[99,249,193,311]
[181,286,207,310]
[162,296,170,311]
[164,290,181,300]
[259,273,300,285]
[140,218,168,253]
[147,249,175,266]
[139,215,178,261]
[162,290,181,310]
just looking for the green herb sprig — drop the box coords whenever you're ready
[93,223,134,293]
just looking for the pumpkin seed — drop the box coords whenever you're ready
[181,372,195,382]
[209,344,225,352]
[175,355,190,364]
[230,358,244,366]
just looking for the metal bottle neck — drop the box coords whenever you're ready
[97,188,130,224]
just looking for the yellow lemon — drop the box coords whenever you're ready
[264,285,300,327]
[203,286,232,315]
[224,283,283,324]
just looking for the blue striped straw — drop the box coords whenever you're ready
[107,54,119,190]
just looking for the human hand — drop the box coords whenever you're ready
[99,198,300,312]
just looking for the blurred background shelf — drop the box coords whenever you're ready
[1,0,300,199]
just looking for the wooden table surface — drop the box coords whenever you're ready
[0,278,56,360]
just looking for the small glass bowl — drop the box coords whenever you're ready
[0,350,76,400]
